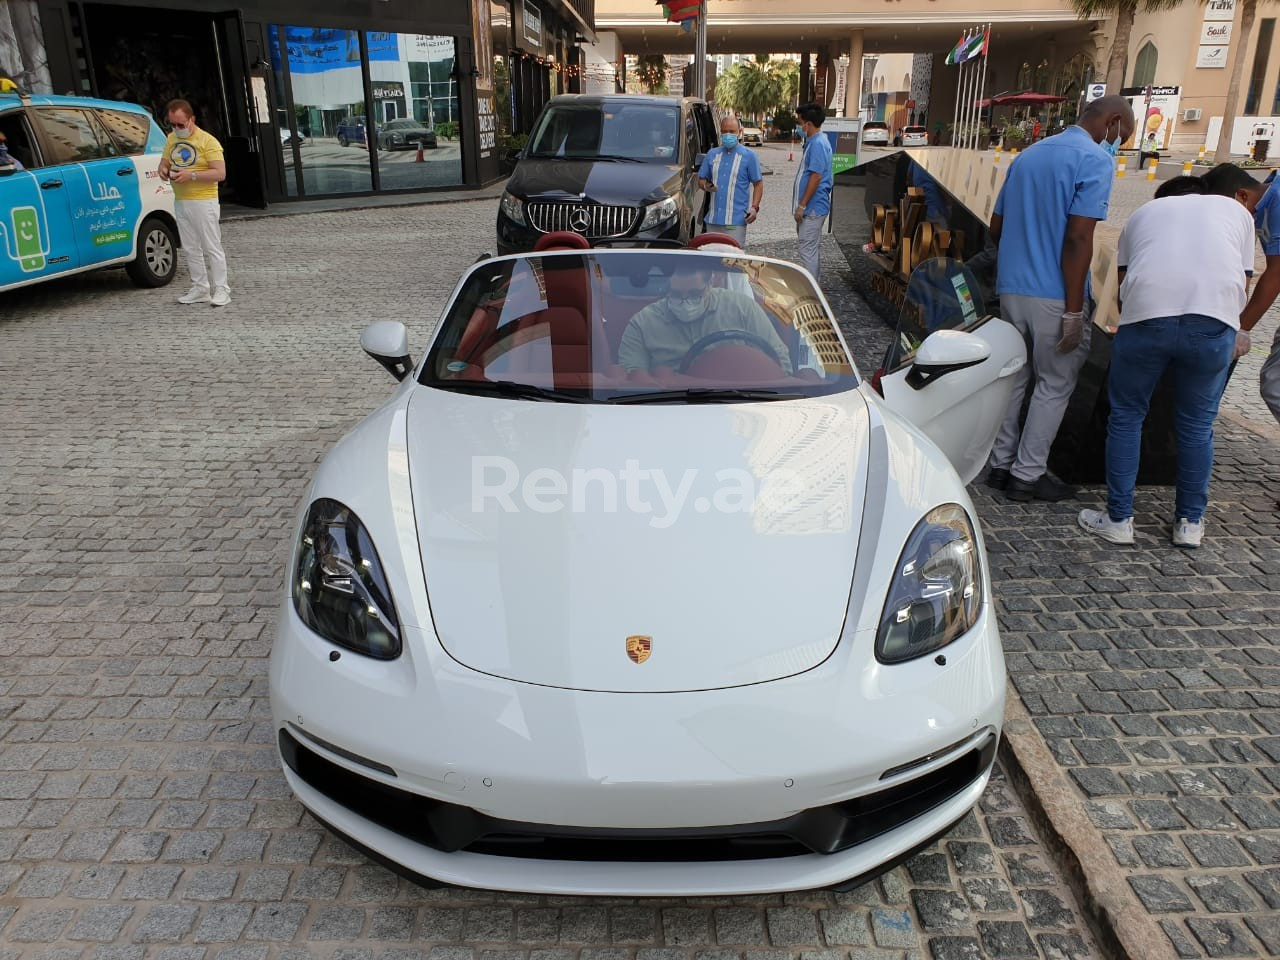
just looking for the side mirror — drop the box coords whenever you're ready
[504,148,522,165]
[361,320,412,381]
[905,330,991,390]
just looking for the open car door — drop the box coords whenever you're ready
[872,258,1026,484]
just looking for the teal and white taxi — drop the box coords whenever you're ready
[0,88,178,293]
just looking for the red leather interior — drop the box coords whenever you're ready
[684,342,785,381]
[533,231,590,251]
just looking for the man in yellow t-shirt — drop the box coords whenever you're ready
[158,99,231,306]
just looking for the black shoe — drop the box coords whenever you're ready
[1006,474,1077,502]
[985,467,1011,490]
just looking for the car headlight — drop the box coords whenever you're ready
[500,191,526,226]
[639,195,678,230]
[876,504,983,664]
[292,498,401,660]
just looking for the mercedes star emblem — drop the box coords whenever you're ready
[569,208,592,233]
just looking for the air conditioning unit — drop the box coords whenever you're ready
[1183,107,1203,122]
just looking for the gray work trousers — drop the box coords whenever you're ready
[989,293,1092,482]
[796,213,825,285]
[1262,324,1280,425]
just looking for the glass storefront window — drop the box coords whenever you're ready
[270,25,373,196]
[372,33,462,190]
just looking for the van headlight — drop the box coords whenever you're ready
[876,504,983,664]
[639,196,678,230]
[500,191,526,226]
[292,499,401,660]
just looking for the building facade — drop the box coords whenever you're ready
[19,0,592,206]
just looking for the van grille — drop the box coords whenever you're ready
[527,202,638,238]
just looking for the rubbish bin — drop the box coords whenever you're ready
[1256,138,1271,163]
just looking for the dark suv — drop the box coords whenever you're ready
[497,95,718,254]
[336,115,366,147]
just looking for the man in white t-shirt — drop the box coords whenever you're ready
[1078,164,1265,549]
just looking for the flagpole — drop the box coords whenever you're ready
[961,32,976,149]
[976,25,991,149]
[969,25,983,149]
[951,38,962,148]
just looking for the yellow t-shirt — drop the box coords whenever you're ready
[164,128,224,201]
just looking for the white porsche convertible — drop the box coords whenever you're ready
[269,243,1026,895]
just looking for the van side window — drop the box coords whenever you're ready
[0,110,39,169]
[685,111,698,164]
[98,108,150,155]
[33,108,119,166]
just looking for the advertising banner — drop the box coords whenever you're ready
[1120,86,1181,150]
[1204,0,1236,20]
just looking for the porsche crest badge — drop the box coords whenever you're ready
[625,635,652,664]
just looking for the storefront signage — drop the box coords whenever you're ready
[1086,82,1106,103]
[522,0,543,50]
[407,35,455,62]
[1204,0,1236,20]
[372,81,405,102]
[1196,45,1229,68]
[276,27,401,74]
[1200,22,1233,44]
[478,94,496,157]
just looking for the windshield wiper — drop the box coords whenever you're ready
[436,379,591,403]
[608,388,796,405]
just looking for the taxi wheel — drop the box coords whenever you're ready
[126,217,178,288]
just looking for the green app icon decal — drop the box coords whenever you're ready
[13,206,45,272]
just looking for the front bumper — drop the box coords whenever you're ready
[270,595,1004,894]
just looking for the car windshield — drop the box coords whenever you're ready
[865,122,887,130]
[526,102,681,161]
[422,251,859,403]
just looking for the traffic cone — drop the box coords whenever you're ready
[415,143,424,162]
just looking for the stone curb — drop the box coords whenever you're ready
[999,682,1176,960]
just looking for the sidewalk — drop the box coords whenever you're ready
[221,179,508,222]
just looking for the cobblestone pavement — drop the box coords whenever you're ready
[0,199,1105,960]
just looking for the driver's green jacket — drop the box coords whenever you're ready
[619,288,793,374]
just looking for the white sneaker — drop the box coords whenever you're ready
[1173,518,1203,548]
[1078,508,1135,544]
[178,286,211,305]
[210,288,231,307]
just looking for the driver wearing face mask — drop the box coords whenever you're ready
[618,262,792,375]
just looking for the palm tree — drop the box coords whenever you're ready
[1215,0,1264,162]
[714,56,789,123]
[1070,0,1187,93]
[635,55,669,95]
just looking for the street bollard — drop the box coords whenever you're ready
[1116,156,1127,178]
[1182,160,1194,176]
[1198,144,1206,161]
[994,145,1002,164]
[1146,158,1158,181]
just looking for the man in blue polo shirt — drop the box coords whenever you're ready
[699,116,764,247]
[1242,169,1280,428]
[986,94,1134,502]
[793,102,834,284]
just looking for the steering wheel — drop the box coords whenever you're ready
[678,329,781,373]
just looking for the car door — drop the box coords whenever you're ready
[869,259,1026,484]
[32,106,139,268]
[0,107,78,288]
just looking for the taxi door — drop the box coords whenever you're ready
[31,106,140,268]
[0,109,78,289]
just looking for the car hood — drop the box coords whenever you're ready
[405,388,872,693]
[507,157,681,207]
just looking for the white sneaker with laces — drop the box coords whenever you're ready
[210,288,231,307]
[1173,518,1203,548]
[1078,508,1134,544]
[178,286,211,305]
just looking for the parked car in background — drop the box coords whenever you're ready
[496,94,718,254]
[0,90,178,293]
[740,125,765,145]
[337,115,366,147]
[901,126,929,148]
[862,121,889,146]
[281,127,302,146]
[377,118,437,151]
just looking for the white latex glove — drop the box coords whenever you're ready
[1056,311,1086,354]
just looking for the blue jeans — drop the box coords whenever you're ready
[1106,315,1234,522]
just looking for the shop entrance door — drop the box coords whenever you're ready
[81,4,267,208]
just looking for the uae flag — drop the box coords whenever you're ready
[945,29,988,66]
[659,0,701,22]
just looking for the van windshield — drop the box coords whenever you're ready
[526,102,681,162]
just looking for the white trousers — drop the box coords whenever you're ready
[175,199,228,293]
[705,222,748,247]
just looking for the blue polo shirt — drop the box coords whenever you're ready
[1254,170,1280,256]
[700,145,763,226]
[993,125,1114,300]
[793,130,833,218]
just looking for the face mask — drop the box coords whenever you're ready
[720,133,738,149]
[1104,122,1122,152]
[668,292,709,322]
[173,126,191,138]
